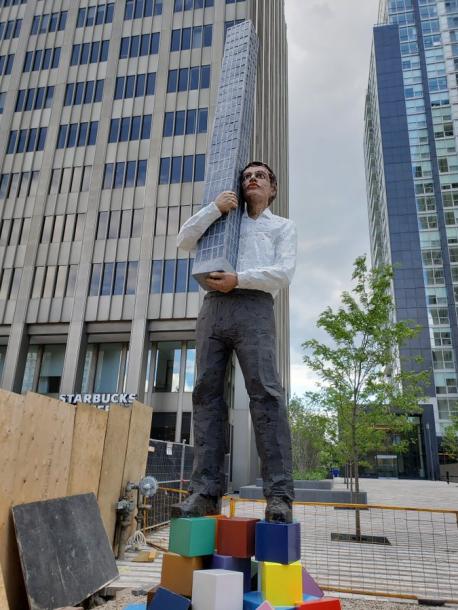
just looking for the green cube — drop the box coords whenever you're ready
[169,517,216,557]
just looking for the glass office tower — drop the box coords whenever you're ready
[0,0,289,489]
[364,0,458,477]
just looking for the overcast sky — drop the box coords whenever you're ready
[285,0,380,396]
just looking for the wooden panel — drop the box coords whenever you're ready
[67,405,108,496]
[0,390,25,610]
[121,401,153,490]
[0,391,75,609]
[0,562,9,610]
[97,405,131,545]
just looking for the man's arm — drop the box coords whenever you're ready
[177,191,238,251]
[237,220,297,291]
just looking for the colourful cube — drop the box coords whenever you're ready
[217,517,259,558]
[260,560,302,606]
[296,599,342,609]
[210,553,252,592]
[192,569,244,610]
[169,517,216,557]
[255,521,300,565]
[242,591,294,610]
[146,586,191,610]
[161,552,204,596]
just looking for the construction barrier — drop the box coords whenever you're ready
[225,497,458,604]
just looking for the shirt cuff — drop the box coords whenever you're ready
[209,201,223,220]
[236,271,251,289]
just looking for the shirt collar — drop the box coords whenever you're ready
[243,206,273,219]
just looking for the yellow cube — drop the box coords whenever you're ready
[260,560,302,606]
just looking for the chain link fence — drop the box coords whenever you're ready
[144,439,194,529]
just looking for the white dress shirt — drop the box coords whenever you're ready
[177,202,297,297]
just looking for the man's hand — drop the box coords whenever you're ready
[206,272,238,293]
[215,191,238,214]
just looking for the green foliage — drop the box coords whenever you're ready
[302,255,429,492]
[442,416,458,461]
[287,395,335,477]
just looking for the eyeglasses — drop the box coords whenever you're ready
[241,170,270,183]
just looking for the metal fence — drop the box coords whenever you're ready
[225,498,458,604]
[146,439,194,489]
[144,439,194,529]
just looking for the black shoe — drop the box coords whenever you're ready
[171,493,221,518]
[265,496,293,523]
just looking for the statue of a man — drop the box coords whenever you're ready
[173,161,297,523]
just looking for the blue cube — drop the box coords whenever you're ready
[255,521,301,565]
[147,586,191,610]
[210,553,252,592]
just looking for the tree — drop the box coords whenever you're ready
[303,256,429,536]
[287,395,336,479]
[442,416,458,462]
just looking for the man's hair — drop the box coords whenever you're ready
[241,161,278,204]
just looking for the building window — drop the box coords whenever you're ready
[23,48,61,72]
[0,91,5,114]
[145,341,196,398]
[70,40,109,65]
[119,33,160,59]
[89,261,138,296]
[30,12,67,35]
[64,80,104,106]
[163,108,208,136]
[15,86,54,112]
[21,344,66,397]
[108,115,152,143]
[0,0,26,5]
[6,128,47,155]
[170,25,212,51]
[31,264,79,298]
[174,0,213,10]
[0,171,39,200]
[0,19,22,40]
[102,161,148,189]
[167,65,210,93]
[158,154,205,184]
[96,209,143,239]
[114,72,156,99]
[81,342,129,394]
[150,258,199,293]
[76,3,114,27]
[40,214,85,243]
[0,268,21,299]
[0,217,30,246]
[48,166,92,194]
[56,122,98,149]
[0,54,14,75]
[124,0,163,19]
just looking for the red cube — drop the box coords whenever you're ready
[216,517,259,558]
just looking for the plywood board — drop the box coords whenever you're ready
[97,405,131,545]
[4,392,75,609]
[67,404,108,496]
[0,562,9,610]
[122,402,153,489]
[13,494,118,610]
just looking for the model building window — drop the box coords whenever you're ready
[174,0,213,10]
[119,33,160,58]
[108,116,151,143]
[170,25,212,51]
[23,47,60,72]
[166,65,210,93]
[114,73,155,99]
[30,11,67,35]
[77,3,114,27]
[70,40,109,65]
[81,343,129,394]
[0,19,22,40]
[0,54,14,75]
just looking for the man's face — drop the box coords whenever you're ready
[241,165,276,204]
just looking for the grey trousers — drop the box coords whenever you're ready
[189,289,294,501]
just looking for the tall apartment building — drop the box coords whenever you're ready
[0,0,289,489]
[363,0,458,478]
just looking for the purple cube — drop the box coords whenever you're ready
[210,553,252,592]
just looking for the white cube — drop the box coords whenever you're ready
[192,569,244,610]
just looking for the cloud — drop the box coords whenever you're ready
[285,0,380,395]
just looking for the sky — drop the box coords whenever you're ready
[284,0,381,397]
